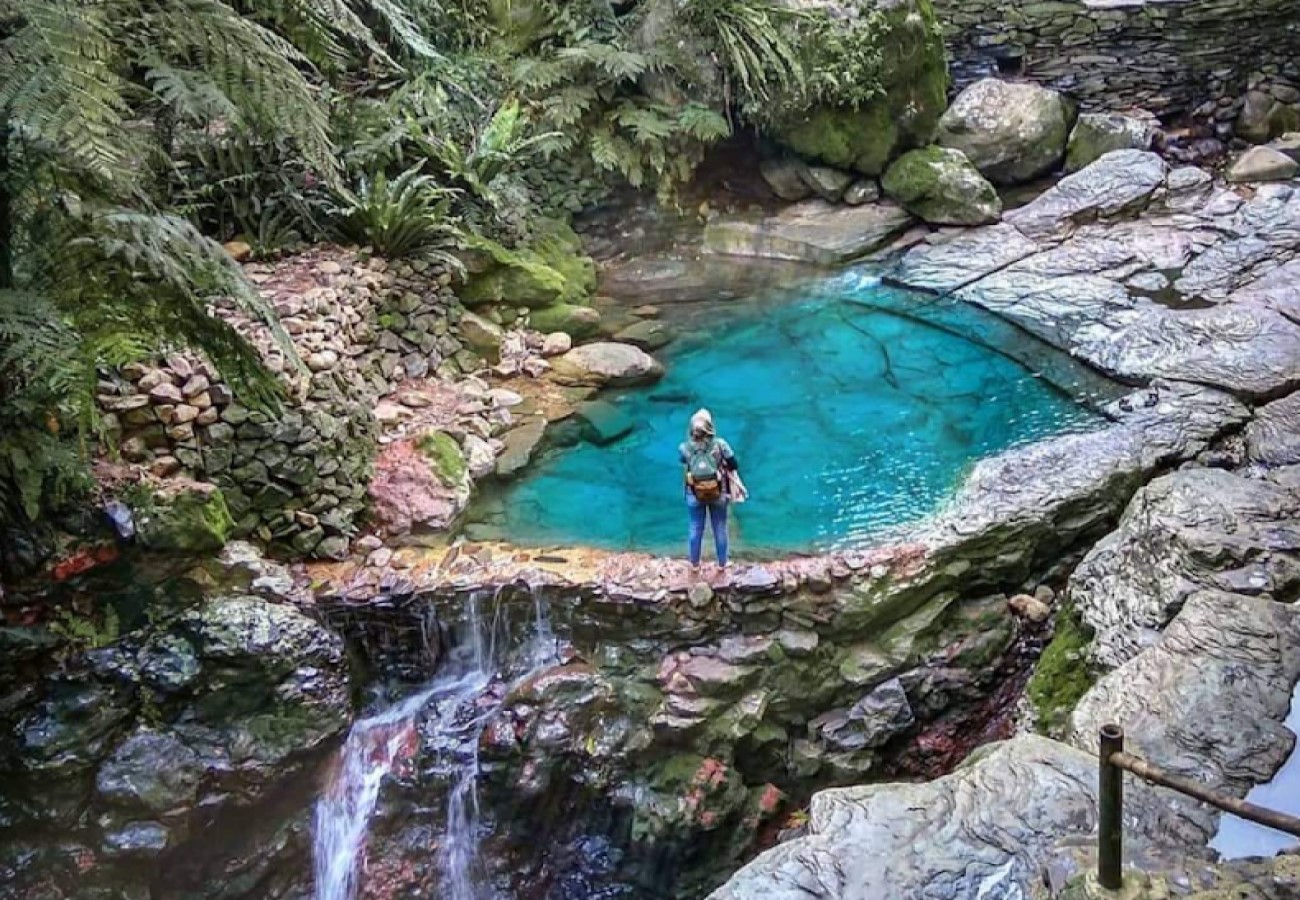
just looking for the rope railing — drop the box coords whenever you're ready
[1097,723,1300,889]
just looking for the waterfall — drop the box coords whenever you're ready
[313,591,557,900]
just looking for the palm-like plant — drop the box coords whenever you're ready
[0,0,419,527]
[334,163,464,263]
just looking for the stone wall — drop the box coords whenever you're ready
[96,249,472,558]
[934,0,1300,125]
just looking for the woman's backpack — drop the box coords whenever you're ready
[686,440,723,502]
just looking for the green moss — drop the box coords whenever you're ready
[417,431,467,486]
[461,218,597,309]
[528,302,601,338]
[137,485,235,553]
[881,146,948,201]
[1027,605,1096,738]
[772,0,947,175]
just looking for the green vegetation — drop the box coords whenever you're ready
[1026,605,1097,738]
[0,0,907,530]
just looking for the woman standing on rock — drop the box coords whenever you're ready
[681,408,743,570]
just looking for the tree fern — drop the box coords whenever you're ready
[0,0,407,527]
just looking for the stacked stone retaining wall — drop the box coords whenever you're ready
[95,249,473,557]
[934,0,1300,125]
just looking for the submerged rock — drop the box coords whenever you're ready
[936,78,1075,185]
[881,146,1001,225]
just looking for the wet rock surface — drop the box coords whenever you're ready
[702,201,914,265]
[1070,590,1300,797]
[0,556,351,899]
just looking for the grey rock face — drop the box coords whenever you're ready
[936,78,1076,185]
[1005,150,1167,240]
[708,735,1204,900]
[1070,590,1300,798]
[761,157,814,201]
[703,201,914,265]
[1245,391,1300,468]
[1070,467,1300,669]
[917,382,1249,578]
[1065,113,1157,172]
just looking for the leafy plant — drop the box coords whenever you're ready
[334,163,464,262]
[170,131,333,254]
[48,603,121,649]
[509,6,732,202]
[0,0,409,527]
[682,0,808,111]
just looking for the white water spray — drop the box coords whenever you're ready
[312,591,557,900]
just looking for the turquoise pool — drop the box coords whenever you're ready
[468,272,1118,555]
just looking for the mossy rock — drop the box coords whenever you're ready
[1026,606,1096,737]
[417,431,467,487]
[136,483,235,553]
[461,219,597,310]
[529,302,602,339]
[770,0,948,175]
[881,146,1002,225]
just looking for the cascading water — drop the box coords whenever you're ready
[313,591,558,900]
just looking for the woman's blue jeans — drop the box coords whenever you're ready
[686,492,728,566]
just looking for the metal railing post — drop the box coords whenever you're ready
[1098,724,1124,890]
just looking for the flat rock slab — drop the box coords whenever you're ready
[708,735,1205,900]
[956,269,1300,399]
[1005,150,1168,240]
[1070,590,1300,798]
[1071,466,1300,669]
[703,201,914,265]
[890,223,1041,294]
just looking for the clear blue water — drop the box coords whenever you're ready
[469,271,1116,555]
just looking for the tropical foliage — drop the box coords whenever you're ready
[0,0,891,531]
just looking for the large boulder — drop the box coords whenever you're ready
[528,302,602,339]
[1070,590,1300,798]
[461,219,597,309]
[1070,466,1300,669]
[769,0,948,176]
[708,735,1206,900]
[134,481,234,553]
[1225,145,1300,183]
[880,146,1001,225]
[550,341,665,387]
[1005,150,1168,240]
[936,78,1076,185]
[1065,112,1157,172]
